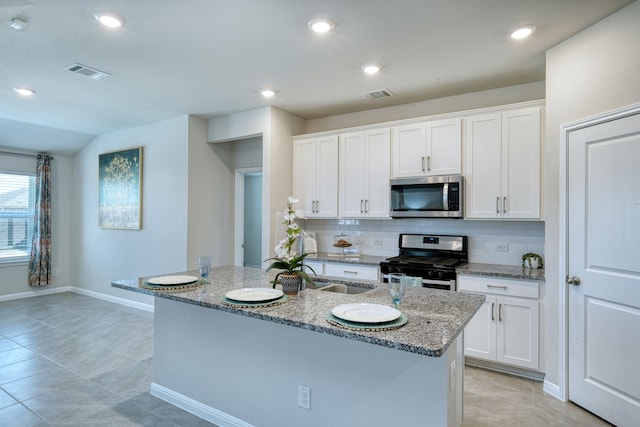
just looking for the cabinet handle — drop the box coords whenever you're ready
[427,156,431,172]
[491,302,495,321]
[365,199,369,213]
[344,270,358,275]
[503,196,506,214]
[496,197,500,214]
[360,200,364,213]
[498,303,503,322]
[421,156,425,172]
[314,200,319,213]
[486,284,507,290]
[312,201,315,213]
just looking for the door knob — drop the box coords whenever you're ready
[567,276,581,286]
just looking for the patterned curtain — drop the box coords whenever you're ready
[28,154,52,287]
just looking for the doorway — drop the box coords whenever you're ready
[562,104,640,427]
[234,168,262,268]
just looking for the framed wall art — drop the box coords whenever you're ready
[98,147,142,229]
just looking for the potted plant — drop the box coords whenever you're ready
[265,196,315,295]
[522,252,543,269]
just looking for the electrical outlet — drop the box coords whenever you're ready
[298,384,310,410]
[353,236,364,244]
[53,268,59,277]
[495,243,509,252]
[373,238,383,246]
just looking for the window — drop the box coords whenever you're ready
[0,172,35,263]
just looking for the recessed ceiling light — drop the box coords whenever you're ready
[362,64,381,75]
[510,25,536,40]
[94,12,125,29]
[13,87,36,96]
[261,89,275,98]
[308,19,334,34]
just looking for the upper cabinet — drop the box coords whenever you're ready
[392,118,462,178]
[464,107,541,219]
[293,135,339,218]
[339,128,391,218]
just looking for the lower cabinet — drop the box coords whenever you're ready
[304,260,379,281]
[458,275,540,370]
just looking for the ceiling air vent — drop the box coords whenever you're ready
[362,89,394,100]
[66,63,110,80]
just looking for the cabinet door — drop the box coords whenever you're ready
[293,138,318,215]
[340,132,368,218]
[464,113,502,218]
[365,128,391,218]
[314,135,339,218]
[496,296,539,369]
[502,108,541,219]
[392,123,426,178]
[463,295,497,361]
[426,118,462,176]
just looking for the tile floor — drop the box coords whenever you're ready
[0,292,612,426]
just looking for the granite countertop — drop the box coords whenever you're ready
[112,266,484,358]
[305,252,388,266]
[456,262,545,282]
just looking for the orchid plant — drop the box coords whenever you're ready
[265,196,315,287]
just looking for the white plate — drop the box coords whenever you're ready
[147,275,200,286]
[225,288,283,302]
[331,303,401,324]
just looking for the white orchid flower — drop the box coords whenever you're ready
[288,196,299,204]
[294,209,305,219]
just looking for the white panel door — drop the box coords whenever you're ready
[464,113,502,218]
[426,118,462,176]
[314,135,338,218]
[340,132,367,217]
[568,111,640,427]
[293,138,318,215]
[497,296,539,369]
[502,108,541,219]
[366,128,391,218]
[392,123,426,178]
[463,297,496,361]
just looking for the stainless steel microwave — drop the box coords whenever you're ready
[390,175,463,218]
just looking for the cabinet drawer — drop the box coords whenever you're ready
[304,261,324,276]
[324,263,379,281]
[458,275,538,299]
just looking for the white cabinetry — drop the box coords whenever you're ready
[303,260,379,281]
[340,128,391,218]
[392,118,462,178]
[458,275,540,370]
[464,107,541,219]
[293,135,338,218]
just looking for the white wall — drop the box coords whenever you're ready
[73,116,190,305]
[0,154,73,298]
[306,82,545,133]
[207,107,306,266]
[544,1,640,393]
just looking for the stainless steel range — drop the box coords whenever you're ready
[379,234,468,291]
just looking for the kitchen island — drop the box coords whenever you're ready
[113,266,484,427]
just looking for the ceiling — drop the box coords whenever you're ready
[0,0,634,156]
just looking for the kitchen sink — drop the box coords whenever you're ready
[310,283,372,294]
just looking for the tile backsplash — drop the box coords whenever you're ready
[300,218,545,267]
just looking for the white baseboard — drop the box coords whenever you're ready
[543,379,565,401]
[70,287,154,312]
[0,285,154,313]
[150,383,254,427]
[0,286,72,302]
